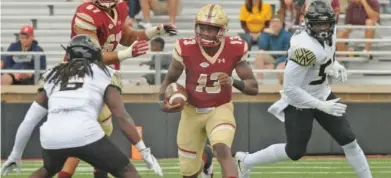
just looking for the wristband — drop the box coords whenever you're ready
[135,140,147,151]
[145,26,159,39]
[117,48,132,61]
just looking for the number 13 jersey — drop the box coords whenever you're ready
[173,36,248,108]
[283,27,337,108]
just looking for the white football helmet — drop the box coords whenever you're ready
[93,0,118,9]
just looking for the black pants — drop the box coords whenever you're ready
[42,136,131,177]
[283,92,356,160]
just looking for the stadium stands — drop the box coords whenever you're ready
[1,0,391,84]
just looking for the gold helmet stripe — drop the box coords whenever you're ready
[206,4,216,23]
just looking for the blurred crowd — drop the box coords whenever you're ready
[1,0,387,86]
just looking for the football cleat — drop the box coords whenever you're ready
[201,144,214,178]
[235,152,251,178]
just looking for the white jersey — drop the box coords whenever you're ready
[39,63,121,149]
[268,28,337,121]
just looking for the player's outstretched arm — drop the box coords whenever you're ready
[104,86,163,176]
[159,59,184,112]
[74,26,149,65]
[1,91,48,176]
[104,86,141,144]
[233,61,259,95]
[120,23,177,46]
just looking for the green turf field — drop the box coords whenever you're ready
[2,157,391,178]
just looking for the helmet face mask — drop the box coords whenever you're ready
[195,4,229,47]
[304,0,336,41]
[195,23,224,47]
[93,0,118,10]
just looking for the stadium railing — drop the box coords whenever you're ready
[2,50,391,84]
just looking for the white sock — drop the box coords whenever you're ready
[243,143,290,167]
[342,140,372,178]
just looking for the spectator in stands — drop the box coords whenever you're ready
[127,0,141,27]
[1,25,46,85]
[254,15,291,84]
[239,0,273,50]
[137,37,171,85]
[336,0,380,55]
[331,0,340,23]
[277,0,305,32]
[139,0,182,29]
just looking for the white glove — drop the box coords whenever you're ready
[316,98,347,117]
[140,148,163,177]
[1,155,21,176]
[328,61,347,83]
[145,24,178,39]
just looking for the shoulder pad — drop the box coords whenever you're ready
[74,3,101,31]
[110,71,123,93]
[290,48,316,66]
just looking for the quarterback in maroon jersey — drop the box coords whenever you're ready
[159,4,258,178]
[59,0,176,178]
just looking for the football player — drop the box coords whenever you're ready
[234,1,373,178]
[64,0,176,177]
[159,4,258,178]
[1,35,163,178]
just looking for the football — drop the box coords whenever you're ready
[165,83,187,106]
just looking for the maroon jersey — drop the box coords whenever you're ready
[71,0,128,52]
[174,36,248,108]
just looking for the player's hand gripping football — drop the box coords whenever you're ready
[160,100,183,113]
[217,73,233,87]
[327,61,347,83]
[316,98,347,117]
[1,155,21,176]
[140,148,163,177]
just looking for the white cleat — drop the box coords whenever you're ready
[235,152,251,178]
[201,164,213,178]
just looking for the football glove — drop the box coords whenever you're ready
[117,40,149,61]
[316,98,347,117]
[145,24,178,39]
[140,148,163,177]
[327,61,347,83]
[1,155,21,176]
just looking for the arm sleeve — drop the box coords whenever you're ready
[283,61,320,108]
[9,102,47,159]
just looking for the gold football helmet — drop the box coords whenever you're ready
[195,4,229,47]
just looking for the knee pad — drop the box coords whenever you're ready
[208,123,235,148]
[178,147,203,176]
[285,144,306,161]
[98,105,113,136]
